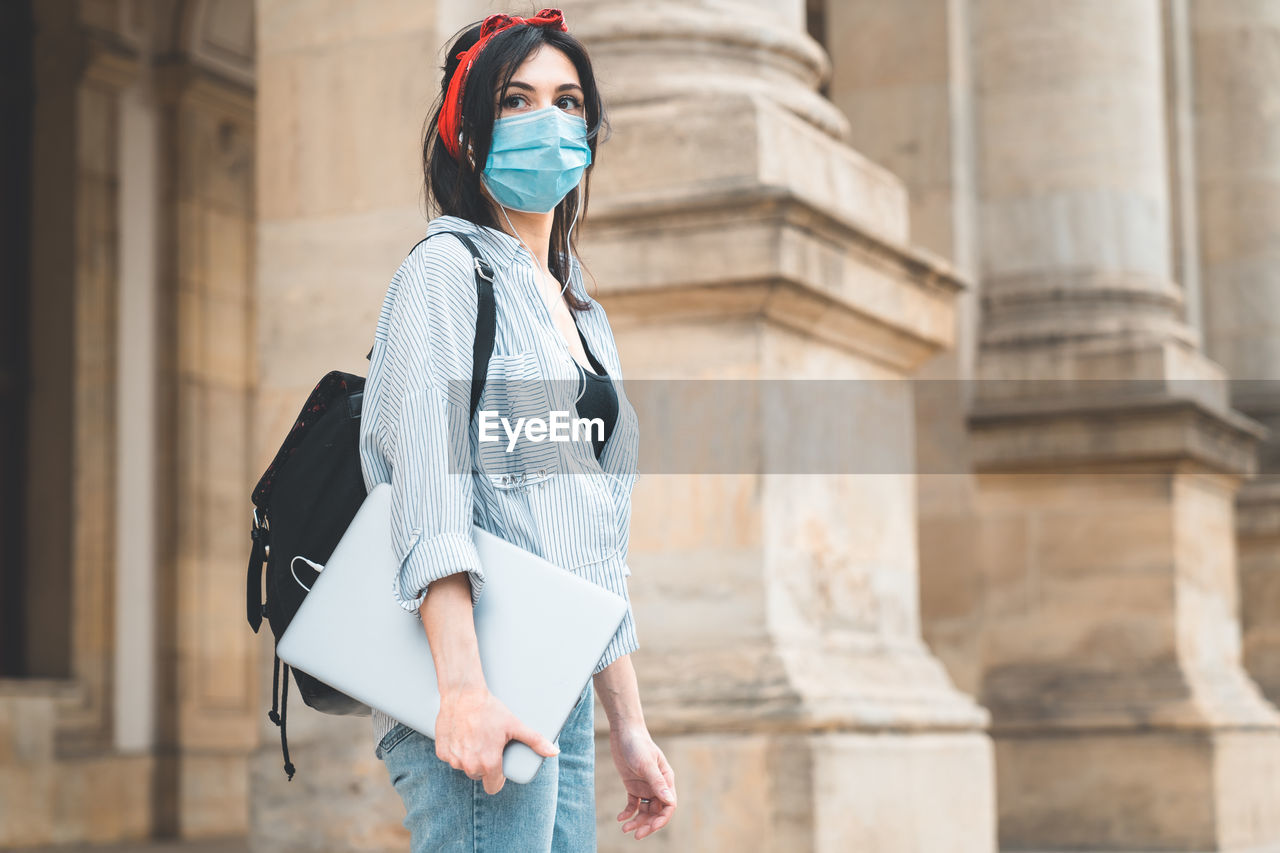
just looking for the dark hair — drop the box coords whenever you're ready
[423,20,608,312]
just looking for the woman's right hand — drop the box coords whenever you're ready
[434,685,561,794]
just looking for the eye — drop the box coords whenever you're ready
[500,93,528,111]
[556,94,583,111]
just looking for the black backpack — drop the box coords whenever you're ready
[246,230,497,780]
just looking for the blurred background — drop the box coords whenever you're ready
[4,0,1280,850]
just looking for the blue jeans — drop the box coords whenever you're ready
[376,681,597,852]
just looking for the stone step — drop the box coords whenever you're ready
[7,839,249,853]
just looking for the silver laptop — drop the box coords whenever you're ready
[276,481,628,784]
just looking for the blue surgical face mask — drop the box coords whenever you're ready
[482,105,592,214]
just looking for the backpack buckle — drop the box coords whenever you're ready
[473,256,494,283]
[252,508,271,558]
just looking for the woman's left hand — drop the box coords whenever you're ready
[609,723,677,840]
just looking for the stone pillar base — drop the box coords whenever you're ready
[970,341,1280,850]
[249,732,407,853]
[1239,474,1280,707]
[598,728,993,853]
[997,728,1280,852]
[0,688,155,849]
[582,87,995,850]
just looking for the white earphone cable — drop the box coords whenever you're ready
[497,187,586,405]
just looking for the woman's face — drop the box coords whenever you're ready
[495,44,585,121]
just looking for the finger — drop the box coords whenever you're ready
[657,750,676,785]
[637,821,665,841]
[626,803,673,836]
[642,752,675,802]
[621,805,661,834]
[645,766,676,807]
[630,813,668,840]
[512,723,560,757]
[621,806,648,833]
[619,791,644,820]
[662,771,677,803]
[624,809,665,835]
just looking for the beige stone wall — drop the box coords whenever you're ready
[249,0,996,850]
[956,1,1280,849]
[157,69,258,839]
[8,0,1280,850]
[821,0,990,704]
[827,0,1280,849]
[249,1,452,847]
[1,2,147,846]
[1190,0,1280,713]
[1,0,259,848]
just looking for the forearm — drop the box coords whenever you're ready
[592,653,646,731]
[419,571,486,695]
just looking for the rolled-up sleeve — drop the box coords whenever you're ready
[593,588,639,675]
[384,238,486,612]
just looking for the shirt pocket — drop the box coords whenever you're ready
[475,349,561,491]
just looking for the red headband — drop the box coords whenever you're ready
[437,8,570,160]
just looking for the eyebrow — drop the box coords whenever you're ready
[505,80,584,94]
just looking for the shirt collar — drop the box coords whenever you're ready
[425,215,591,304]
[426,215,523,272]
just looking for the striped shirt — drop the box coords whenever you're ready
[358,214,641,748]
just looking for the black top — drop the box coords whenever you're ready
[573,324,618,459]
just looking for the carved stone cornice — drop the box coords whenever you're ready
[968,391,1267,478]
[563,0,848,140]
[584,92,967,372]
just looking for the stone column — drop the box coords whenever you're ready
[820,0,989,696]
[968,1,1280,849]
[823,0,977,278]
[254,0,995,848]
[562,1,995,851]
[152,64,259,841]
[975,0,1191,353]
[1189,0,1280,711]
[0,2,155,847]
[250,2,450,850]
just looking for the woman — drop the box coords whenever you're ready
[357,8,677,851]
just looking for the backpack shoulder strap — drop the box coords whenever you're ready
[365,230,497,422]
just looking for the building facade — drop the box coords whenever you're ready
[2,1,1278,850]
